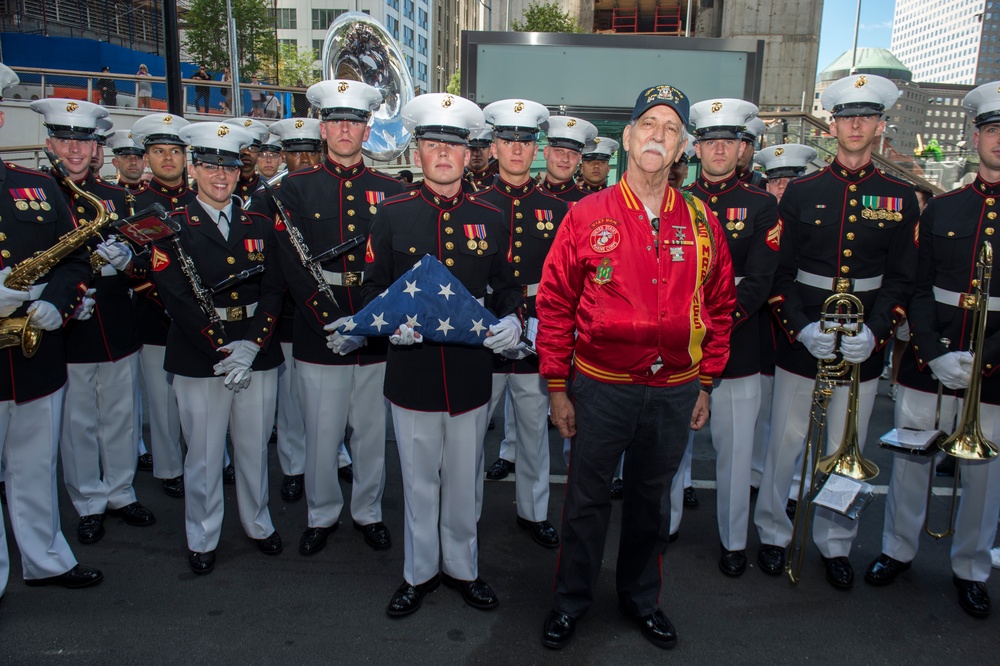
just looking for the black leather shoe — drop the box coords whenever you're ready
[338,464,354,484]
[137,452,153,471]
[441,573,499,610]
[485,458,515,480]
[668,531,679,544]
[610,478,624,499]
[620,606,678,650]
[954,575,991,617]
[387,576,441,617]
[353,520,391,550]
[162,476,184,497]
[223,464,235,485]
[188,550,215,575]
[77,514,105,544]
[757,545,785,575]
[785,499,798,520]
[299,526,334,556]
[255,532,282,555]
[107,502,156,527]
[864,554,911,586]
[683,486,699,508]
[719,548,747,577]
[822,556,854,589]
[541,610,576,649]
[25,564,103,589]
[280,474,304,502]
[517,516,560,549]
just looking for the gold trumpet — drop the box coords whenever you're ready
[924,242,999,539]
[786,284,879,585]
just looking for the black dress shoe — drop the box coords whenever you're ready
[386,575,441,617]
[822,556,854,589]
[441,573,499,610]
[137,452,153,471]
[757,545,785,575]
[338,464,354,484]
[162,476,185,498]
[668,531,679,544]
[541,610,576,649]
[517,516,560,548]
[25,564,103,589]
[785,499,798,520]
[954,575,991,617]
[280,474,304,502]
[683,486,699,508]
[77,514,105,544]
[620,606,678,650]
[106,501,156,527]
[864,554,911,586]
[256,532,283,555]
[223,463,235,485]
[719,548,748,577]
[610,477,624,499]
[485,458,515,480]
[188,550,216,575]
[353,520,391,550]
[750,485,759,498]
[299,526,334,556]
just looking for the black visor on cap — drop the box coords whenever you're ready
[765,166,805,179]
[547,137,585,151]
[694,127,743,141]
[831,101,884,117]
[974,110,1000,127]
[415,125,470,145]
[582,153,611,162]
[493,126,538,142]
[259,144,282,153]
[675,154,690,164]
[321,107,371,122]
[112,146,144,156]
[280,139,322,152]
[192,149,241,168]
[468,139,492,149]
[46,124,97,141]
[142,133,187,147]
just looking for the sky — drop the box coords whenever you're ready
[817,0,896,76]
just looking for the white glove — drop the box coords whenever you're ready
[26,300,63,331]
[0,267,30,317]
[928,351,974,390]
[389,323,423,346]
[224,366,253,392]
[839,324,876,363]
[324,316,366,355]
[501,342,531,360]
[483,314,522,354]
[72,287,97,321]
[213,340,260,376]
[797,321,837,360]
[95,235,133,272]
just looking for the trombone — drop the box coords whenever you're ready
[786,284,880,584]
[924,242,999,539]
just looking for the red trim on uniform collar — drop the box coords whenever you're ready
[829,158,875,183]
[974,175,1000,197]
[323,158,366,179]
[420,183,463,209]
[496,175,534,197]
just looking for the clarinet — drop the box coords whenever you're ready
[171,236,224,331]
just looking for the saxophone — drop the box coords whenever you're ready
[0,150,110,357]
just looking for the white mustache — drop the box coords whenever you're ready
[641,141,668,157]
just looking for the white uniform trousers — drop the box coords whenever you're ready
[174,371,277,553]
[495,384,517,462]
[710,375,761,551]
[882,387,1000,582]
[275,342,306,477]
[338,442,353,467]
[751,374,773,487]
[669,431,695,534]
[60,353,141,515]
[753,367,878,556]
[486,373,551,521]
[297,361,386,527]
[393,403,488,586]
[139,344,184,479]
[0,389,78,594]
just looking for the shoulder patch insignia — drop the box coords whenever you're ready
[151,246,171,271]
[365,237,376,263]
[766,219,782,251]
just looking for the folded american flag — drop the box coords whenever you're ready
[338,254,500,346]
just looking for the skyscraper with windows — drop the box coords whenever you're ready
[891,0,1000,85]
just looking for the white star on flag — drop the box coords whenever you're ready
[438,283,455,300]
[436,318,454,335]
[342,318,357,332]
[371,312,388,332]
[470,319,487,336]
[405,314,421,328]
[403,280,421,297]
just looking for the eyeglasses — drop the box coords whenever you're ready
[243,146,261,153]
[197,163,239,174]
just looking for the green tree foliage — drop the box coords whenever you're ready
[183,0,276,78]
[511,1,582,33]
[446,69,461,95]
[918,138,944,162]
[274,44,320,87]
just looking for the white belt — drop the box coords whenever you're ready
[100,264,118,277]
[215,302,258,321]
[933,285,1000,312]
[27,282,48,300]
[734,276,745,286]
[525,283,539,297]
[796,269,882,293]
[321,269,364,287]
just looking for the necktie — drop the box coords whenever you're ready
[218,211,229,240]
